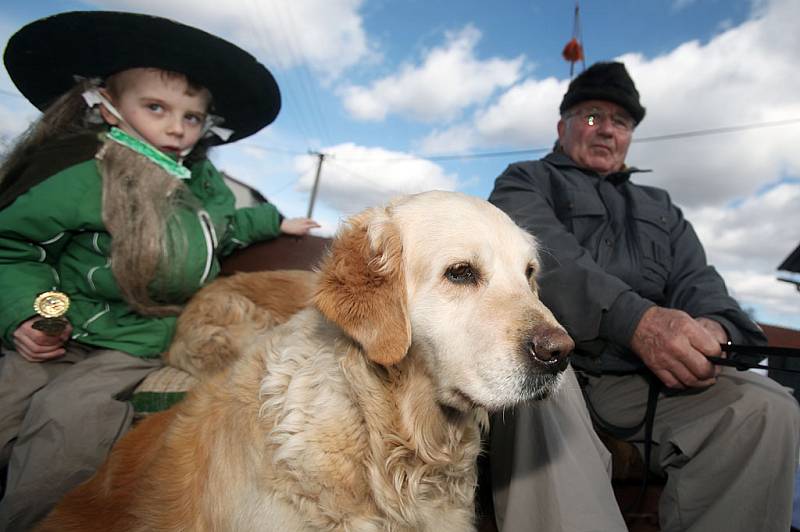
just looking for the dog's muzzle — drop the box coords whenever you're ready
[527,326,574,373]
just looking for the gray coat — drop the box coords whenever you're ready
[489,151,765,373]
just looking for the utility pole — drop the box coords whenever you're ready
[306,151,325,219]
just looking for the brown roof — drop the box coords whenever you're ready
[760,323,800,347]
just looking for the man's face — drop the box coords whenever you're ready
[557,99,634,175]
[101,68,211,156]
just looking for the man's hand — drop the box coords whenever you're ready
[630,307,724,389]
[13,317,73,362]
[696,316,729,345]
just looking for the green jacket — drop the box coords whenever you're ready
[0,138,283,357]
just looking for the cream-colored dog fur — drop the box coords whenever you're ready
[38,191,573,532]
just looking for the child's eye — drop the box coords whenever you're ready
[146,103,163,113]
[185,114,203,126]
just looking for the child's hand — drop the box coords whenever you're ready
[13,317,73,362]
[280,217,321,236]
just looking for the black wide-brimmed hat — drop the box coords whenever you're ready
[559,61,645,125]
[3,11,281,143]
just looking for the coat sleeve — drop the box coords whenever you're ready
[0,171,85,347]
[216,203,284,257]
[194,161,285,257]
[222,203,283,255]
[663,203,766,346]
[488,162,653,347]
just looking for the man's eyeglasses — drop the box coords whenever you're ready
[566,107,635,132]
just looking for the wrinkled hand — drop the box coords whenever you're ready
[630,307,725,389]
[695,316,729,345]
[280,217,321,236]
[13,317,73,362]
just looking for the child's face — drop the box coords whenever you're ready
[100,68,211,156]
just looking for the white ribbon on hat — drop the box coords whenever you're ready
[81,88,124,122]
[204,114,233,142]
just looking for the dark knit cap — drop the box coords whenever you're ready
[559,61,645,125]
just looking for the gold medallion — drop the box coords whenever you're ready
[33,291,70,319]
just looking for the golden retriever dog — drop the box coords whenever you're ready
[38,191,574,532]
[165,269,318,378]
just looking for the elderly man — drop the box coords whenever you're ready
[488,61,799,532]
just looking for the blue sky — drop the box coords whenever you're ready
[1,0,798,330]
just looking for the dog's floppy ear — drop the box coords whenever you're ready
[314,207,411,366]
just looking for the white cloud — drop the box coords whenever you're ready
[340,26,524,123]
[422,0,800,210]
[724,271,798,324]
[474,77,564,146]
[671,0,699,11]
[621,0,800,206]
[293,143,457,214]
[415,125,479,156]
[89,0,373,79]
[410,0,800,328]
[686,180,800,327]
[688,181,800,270]
[418,76,565,154]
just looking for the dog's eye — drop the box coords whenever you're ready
[525,264,536,279]
[445,263,478,285]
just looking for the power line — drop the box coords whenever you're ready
[244,116,800,217]
[237,142,306,156]
[218,116,800,166]
[632,118,800,143]
[315,146,544,164]
[265,176,302,197]
[245,0,316,148]
[264,1,332,148]
[265,157,318,197]
[279,3,334,146]
[332,117,800,163]
[426,147,550,162]
[325,157,408,197]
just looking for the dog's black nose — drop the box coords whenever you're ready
[528,327,574,371]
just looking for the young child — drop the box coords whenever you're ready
[0,11,318,529]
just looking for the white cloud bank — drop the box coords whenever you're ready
[357,0,799,327]
[293,143,457,215]
[340,26,524,123]
[685,180,800,326]
[418,0,800,207]
[90,0,373,78]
